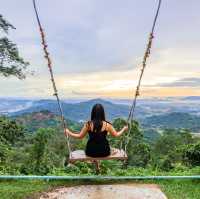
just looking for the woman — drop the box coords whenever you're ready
[65,103,128,157]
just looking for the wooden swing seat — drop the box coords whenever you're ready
[69,149,127,163]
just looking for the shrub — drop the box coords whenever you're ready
[182,142,200,166]
[128,143,151,167]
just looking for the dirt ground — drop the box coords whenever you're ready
[40,183,167,199]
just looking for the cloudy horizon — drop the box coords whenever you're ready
[1,0,200,99]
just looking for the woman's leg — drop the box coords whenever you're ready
[93,160,100,174]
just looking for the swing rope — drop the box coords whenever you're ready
[124,0,162,155]
[32,0,72,156]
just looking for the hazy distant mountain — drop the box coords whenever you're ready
[0,98,34,114]
[142,112,200,132]
[2,97,200,138]
[183,96,200,101]
[1,96,200,122]
[10,98,132,122]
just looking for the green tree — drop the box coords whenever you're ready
[22,128,68,175]
[0,117,27,174]
[182,142,200,166]
[152,129,195,170]
[0,14,29,79]
[153,130,181,156]
[0,141,10,163]
[111,118,127,148]
[0,116,25,145]
[128,142,151,167]
[111,119,143,148]
[127,120,151,167]
[179,129,194,145]
[112,118,151,167]
[31,128,54,173]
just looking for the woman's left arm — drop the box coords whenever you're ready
[65,123,88,139]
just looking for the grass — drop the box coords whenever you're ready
[159,179,200,199]
[0,179,200,199]
[0,180,50,199]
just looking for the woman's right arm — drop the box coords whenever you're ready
[65,123,88,139]
[107,123,128,137]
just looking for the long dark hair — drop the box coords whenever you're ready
[90,103,106,132]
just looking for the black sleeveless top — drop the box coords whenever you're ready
[85,122,111,157]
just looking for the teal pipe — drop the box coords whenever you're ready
[0,175,200,180]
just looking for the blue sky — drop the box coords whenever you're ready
[0,0,200,99]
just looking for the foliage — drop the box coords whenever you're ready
[0,116,25,145]
[0,141,10,164]
[0,14,29,79]
[182,142,200,166]
[152,129,195,170]
[128,143,151,167]
[20,128,67,175]
[143,128,161,143]
[0,112,199,176]
[110,118,127,148]
[157,156,174,171]
[1,107,200,199]
[14,110,81,132]
[0,15,15,33]
[153,130,181,156]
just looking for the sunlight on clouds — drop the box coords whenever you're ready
[1,45,200,98]
[101,80,135,91]
[1,69,200,98]
[145,47,200,78]
[1,0,200,98]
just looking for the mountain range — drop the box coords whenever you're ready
[1,97,200,130]
[1,97,200,140]
[142,112,200,133]
[6,98,132,122]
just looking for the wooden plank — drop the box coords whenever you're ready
[69,149,127,163]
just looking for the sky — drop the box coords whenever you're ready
[0,0,200,99]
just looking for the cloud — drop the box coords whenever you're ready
[0,0,164,75]
[1,0,200,98]
[71,90,103,96]
[146,78,200,88]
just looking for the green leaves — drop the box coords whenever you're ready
[111,118,151,167]
[0,116,25,145]
[182,142,200,166]
[0,15,15,34]
[0,15,29,79]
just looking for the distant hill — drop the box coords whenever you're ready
[143,112,200,132]
[183,96,200,101]
[13,110,81,132]
[0,98,33,114]
[11,98,133,122]
[1,97,200,121]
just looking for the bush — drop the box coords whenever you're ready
[128,143,151,167]
[159,156,174,171]
[182,142,200,166]
[0,117,25,145]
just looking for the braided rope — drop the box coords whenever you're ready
[32,0,72,156]
[124,0,162,156]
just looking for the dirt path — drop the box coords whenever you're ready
[40,184,167,199]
